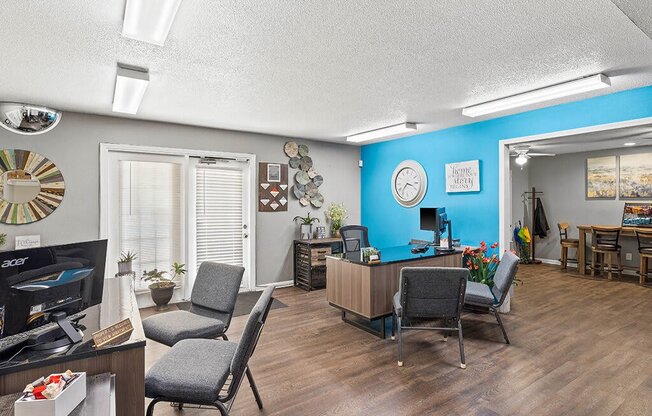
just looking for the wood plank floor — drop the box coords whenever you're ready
[144,264,652,416]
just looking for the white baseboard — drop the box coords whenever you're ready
[256,280,294,290]
[535,258,640,276]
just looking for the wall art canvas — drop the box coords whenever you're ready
[446,160,480,192]
[619,152,652,199]
[586,156,616,199]
[259,162,288,212]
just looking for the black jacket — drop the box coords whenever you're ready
[534,198,549,238]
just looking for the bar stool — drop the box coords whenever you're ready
[635,229,652,285]
[590,226,622,280]
[558,222,579,270]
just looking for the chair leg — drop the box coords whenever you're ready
[617,252,622,279]
[146,398,162,416]
[641,256,648,285]
[494,308,510,344]
[591,250,596,277]
[215,401,229,416]
[457,320,466,369]
[391,311,396,341]
[397,316,403,367]
[222,334,229,341]
[607,252,613,280]
[246,367,264,410]
[561,246,567,270]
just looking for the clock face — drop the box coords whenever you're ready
[391,161,427,207]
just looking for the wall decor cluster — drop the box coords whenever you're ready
[284,141,324,208]
[0,149,65,224]
[586,153,652,199]
[445,160,480,192]
[259,162,288,212]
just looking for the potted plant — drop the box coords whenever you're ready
[117,250,137,274]
[293,213,320,240]
[0,233,6,250]
[142,262,186,310]
[325,202,348,237]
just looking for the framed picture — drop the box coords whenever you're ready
[622,203,652,227]
[267,163,281,182]
[619,152,652,199]
[586,156,616,199]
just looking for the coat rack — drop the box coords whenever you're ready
[522,186,543,264]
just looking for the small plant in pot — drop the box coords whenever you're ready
[143,262,186,311]
[325,202,348,237]
[0,233,6,250]
[117,251,137,275]
[293,213,320,240]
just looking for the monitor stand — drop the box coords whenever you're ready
[27,312,84,354]
[433,220,456,253]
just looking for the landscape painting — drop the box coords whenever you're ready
[620,153,652,199]
[586,156,617,199]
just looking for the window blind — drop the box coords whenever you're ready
[195,165,244,271]
[119,160,182,290]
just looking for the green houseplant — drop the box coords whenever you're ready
[293,212,320,240]
[0,233,6,250]
[117,250,137,275]
[142,263,181,310]
[325,202,348,237]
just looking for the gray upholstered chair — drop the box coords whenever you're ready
[142,262,244,346]
[464,250,519,344]
[145,286,274,416]
[391,267,468,368]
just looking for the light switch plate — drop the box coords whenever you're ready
[625,253,633,261]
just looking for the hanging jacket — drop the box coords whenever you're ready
[534,197,549,238]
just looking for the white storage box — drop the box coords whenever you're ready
[15,372,86,416]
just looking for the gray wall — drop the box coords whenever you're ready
[0,112,361,285]
[523,145,652,266]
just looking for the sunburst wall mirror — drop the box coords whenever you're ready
[0,149,65,224]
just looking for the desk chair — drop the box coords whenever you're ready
[142,262,244,346]
[339,225,371,253]
[558,222,579,270]
[391,267,468,368]
[464,251,519,344]
[636,229,652,285]
[590,226,622,280]
[145,286,274,416]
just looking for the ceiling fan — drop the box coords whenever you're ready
[510,144,555,165]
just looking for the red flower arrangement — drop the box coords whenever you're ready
[463,241,500,287]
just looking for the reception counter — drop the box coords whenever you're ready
[326,245,463,337]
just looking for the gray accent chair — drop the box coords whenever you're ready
[391,267,468,368]
[464,250,519,344]
[145,286,275,416]
[142,262,244,346]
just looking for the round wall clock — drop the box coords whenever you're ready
[0,149,65,224]
[391,160,427,208]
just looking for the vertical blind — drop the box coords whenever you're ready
[195,165,244,273]
[119,160,182,290]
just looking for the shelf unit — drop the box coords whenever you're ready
[294,238,342,291]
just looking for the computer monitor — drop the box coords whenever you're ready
[0,240,107,340]
[420,207,453,249]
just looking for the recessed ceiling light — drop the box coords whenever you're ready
[113,65,149,115]
[347,123,417,143]
[624,142,636,146]
[515,154,529,166]
[462,74,611,118]
[122,0,183,46]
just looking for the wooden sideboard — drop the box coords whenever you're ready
[294,238,343,291]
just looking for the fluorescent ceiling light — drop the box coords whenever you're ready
[462,74,611,118]
[515,154,528,166]
[122,0,183,46]
[347,123,417,143]
[113,66,149,114]
[624,142,636,146]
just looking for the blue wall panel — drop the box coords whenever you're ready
[361,85,652,248]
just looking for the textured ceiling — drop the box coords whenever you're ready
[1,0,652,144]
[518,124,652,154]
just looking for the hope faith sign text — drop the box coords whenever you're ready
[446,160,480,192]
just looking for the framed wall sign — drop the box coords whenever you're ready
[446,160,480,192]
[259,162,288,212]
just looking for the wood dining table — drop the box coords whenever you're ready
[576,225,642,275]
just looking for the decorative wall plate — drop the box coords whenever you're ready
[295,170,310,185]
[310,193,324,207]
[299,156,313,171]
[312,175,324,187]
[284,141,299,158]
[298,144,309,157]
[0,149,65,224]
[289,157,301,169]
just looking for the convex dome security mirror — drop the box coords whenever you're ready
[0,102,61,135]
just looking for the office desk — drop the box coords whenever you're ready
[577,225,643,275]
[326,245,463,338]
[0,275,145,416]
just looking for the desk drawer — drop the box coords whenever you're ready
[311,247,332,264]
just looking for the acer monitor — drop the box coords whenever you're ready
[0,240,107,342]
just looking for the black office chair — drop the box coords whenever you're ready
[339,225,371,253]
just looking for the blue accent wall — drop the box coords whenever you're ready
[361,85,652,248]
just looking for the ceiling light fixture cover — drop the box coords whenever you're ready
[624,142,636,146]
[462,74,611,118]
[122,0,183,46]
[515,154,529,165]
[0,102,61,135]
[347,122,417,143]
[113,65,150,115]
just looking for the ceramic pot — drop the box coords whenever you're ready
[300,224,313,240]
[149,283,175,311]
[117,261,132,274]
